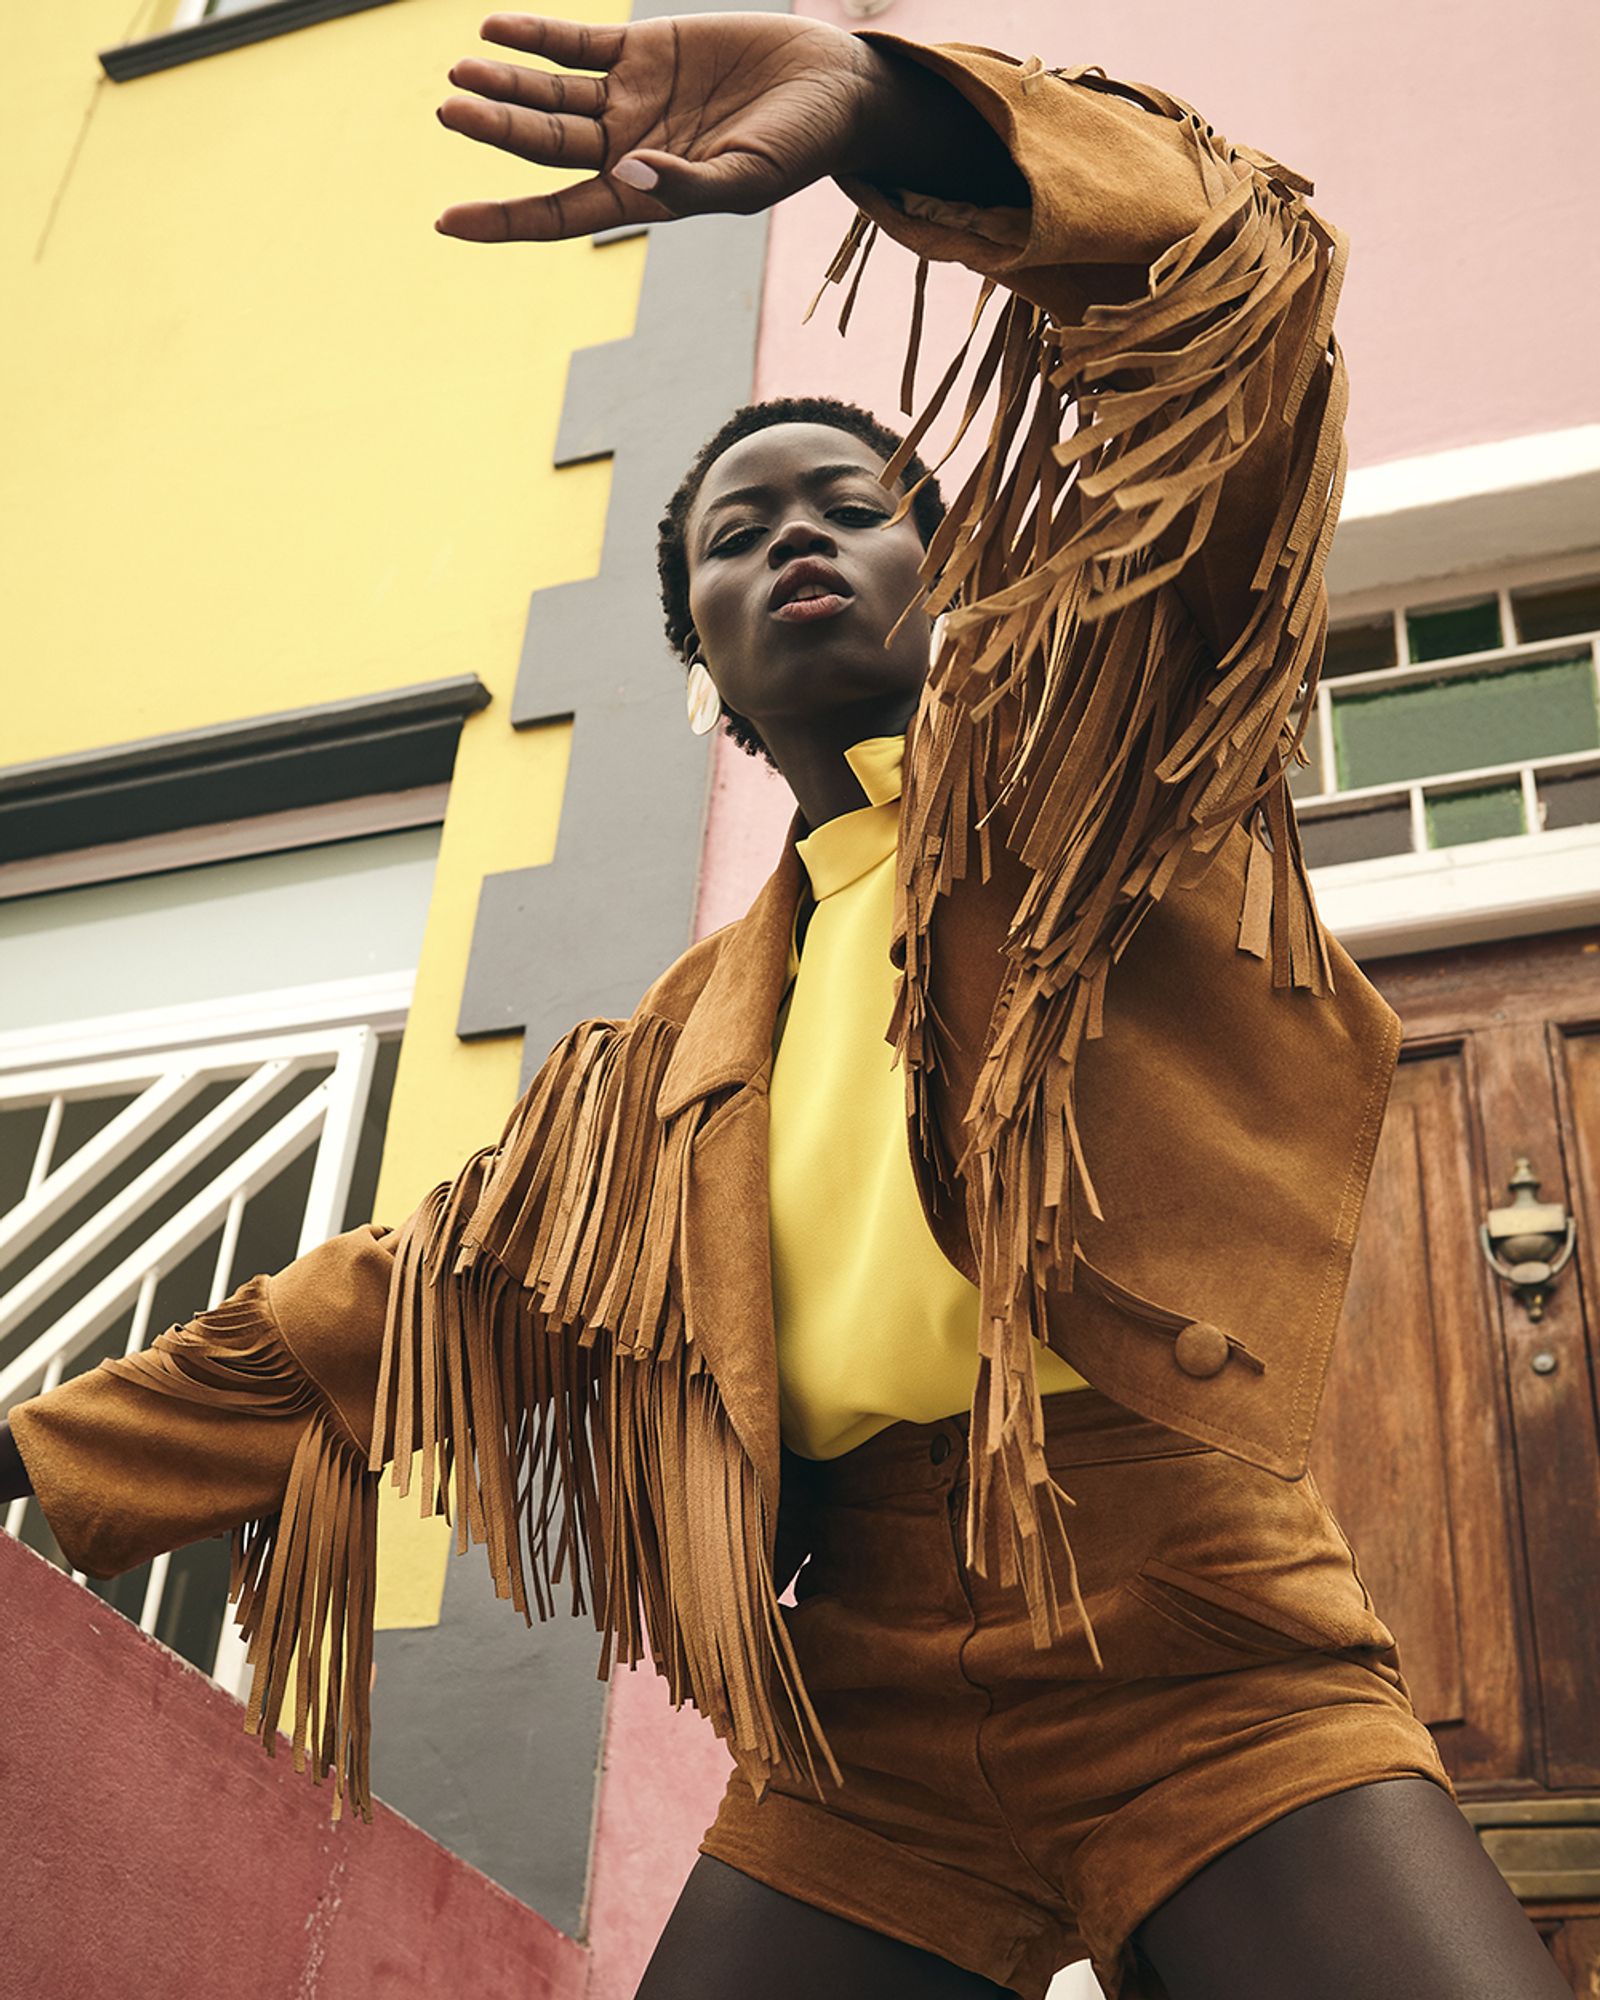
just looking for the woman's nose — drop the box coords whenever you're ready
[769,516,838,567]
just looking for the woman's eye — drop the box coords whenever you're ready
[711,527,761,556]
[833,505,888,526]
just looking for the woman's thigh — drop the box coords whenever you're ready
[634,1854,1015,2000]
[1131,1777,1573,2000]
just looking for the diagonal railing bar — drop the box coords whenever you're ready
[0,1080,329,1407]
[27,1097,65,1197]
[0,1071,210,1269]
[0,1058,311,1343]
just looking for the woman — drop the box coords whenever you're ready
[0,14,1575,2000]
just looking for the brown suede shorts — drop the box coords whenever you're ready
[700,1387,1454,2000]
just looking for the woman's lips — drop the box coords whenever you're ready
[770,593,853,625]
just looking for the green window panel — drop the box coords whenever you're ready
[1425,784,1527,848]
[1333,651,1600,790]
[1406,596,1503,662]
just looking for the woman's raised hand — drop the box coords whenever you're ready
[435,11,886,243]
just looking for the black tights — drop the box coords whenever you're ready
[636,1780,1573,1999]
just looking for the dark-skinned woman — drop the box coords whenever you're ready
[0,15,1574,2000]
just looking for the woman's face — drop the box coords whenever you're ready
[683,423,933,742]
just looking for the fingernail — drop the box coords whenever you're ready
[613,158,658,191]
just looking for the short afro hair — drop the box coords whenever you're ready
[656,395,946,769]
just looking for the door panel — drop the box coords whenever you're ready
[1311,1048,1529,1778]
[1317,929,1600,1797]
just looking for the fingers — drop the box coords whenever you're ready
[447,55,606,118]
[435,173,649,244]
[437,89,607,172]
[475,13,626,70]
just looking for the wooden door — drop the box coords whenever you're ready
[1308,924,1600,1968]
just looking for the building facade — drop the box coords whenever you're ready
[3,0,1597,1993]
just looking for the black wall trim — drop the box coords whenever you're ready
[100,0,401,82]
[0,676,489,863]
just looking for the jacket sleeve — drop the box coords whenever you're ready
[834,32,1344,684]
[8,1222,401,1822]
[812,41,1350,1535]
[824,33,1345,1000]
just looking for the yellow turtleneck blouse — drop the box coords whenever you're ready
[767,733,1090,1460]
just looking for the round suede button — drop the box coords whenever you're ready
[1173,1321,1231,1377]
[930,1433,952,1465]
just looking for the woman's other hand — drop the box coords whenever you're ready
[0,1419,32,1504]
[434,11,889,243]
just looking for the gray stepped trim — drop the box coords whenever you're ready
[0,675,489,862]
[100,0,400,81]
[459,0,787,1080]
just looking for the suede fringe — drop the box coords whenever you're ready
[816,76,1347,1662]
[104,1283,377,1822]
[369,1016,841,1804]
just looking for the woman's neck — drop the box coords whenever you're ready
[763,696,916,833]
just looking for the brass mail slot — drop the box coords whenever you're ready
[1461,1798,1600,1900]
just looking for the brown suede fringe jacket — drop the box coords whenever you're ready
[10,35,1392,1829]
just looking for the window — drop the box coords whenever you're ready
[101,0,402,82]
[168,0,278,21]
[1289,562,1600,870]
[0,1008,400,1693]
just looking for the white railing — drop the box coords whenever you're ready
[1296,742,1600,851]
[1296,630,1600,855]
[0,1018,384,1696]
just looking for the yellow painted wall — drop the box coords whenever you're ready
[1,0,644,1623]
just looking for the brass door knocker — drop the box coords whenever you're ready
[1479,1157,1576,1324]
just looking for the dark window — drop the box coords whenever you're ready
[1538,767,1600,833]
[1323,615,1397,679]
[1297,803,1415,869]
[1511,575,1600,645]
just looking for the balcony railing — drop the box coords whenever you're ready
[0,1022,382,1693]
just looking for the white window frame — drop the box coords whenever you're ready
[0,970,410,1695]
[167,0,264,25]
[1305,549,1600,960]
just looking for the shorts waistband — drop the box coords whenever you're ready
[780,1387,1210,1510]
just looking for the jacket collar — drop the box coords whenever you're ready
[657,810,807,1119]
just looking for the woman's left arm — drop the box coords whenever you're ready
[834,32,1343,693]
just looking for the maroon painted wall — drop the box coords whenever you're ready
[0,1530,587,2000]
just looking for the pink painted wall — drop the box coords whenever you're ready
[0,1529,587,2000]
[583,1672,736,1997]
[764,0,1599,473]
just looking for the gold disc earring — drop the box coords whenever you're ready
[686,657,722,736]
